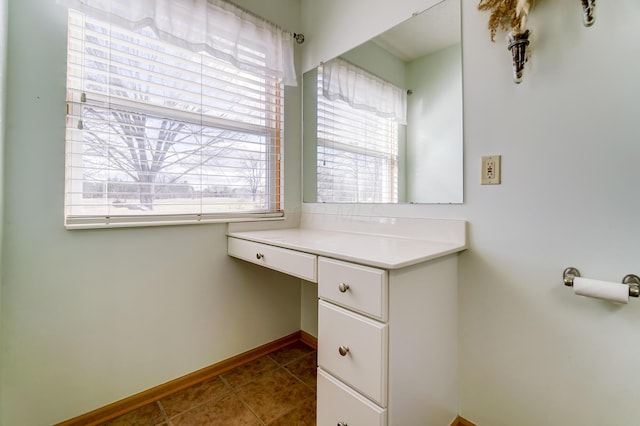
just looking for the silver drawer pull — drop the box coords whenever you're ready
[338,422,348,426]
[338,345,350,356]
[338,282,350,293]
[256,253,264,260]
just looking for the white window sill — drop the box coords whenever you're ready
[64,213,285,230]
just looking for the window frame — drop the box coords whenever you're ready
[64,10,286,229]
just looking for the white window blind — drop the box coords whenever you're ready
[316,61,401,203]
[64,9,286,228]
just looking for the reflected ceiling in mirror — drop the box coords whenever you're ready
[303,0,463,204]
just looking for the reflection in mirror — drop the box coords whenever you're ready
[303,0,462,204]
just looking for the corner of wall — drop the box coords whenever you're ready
[0,0,8,420]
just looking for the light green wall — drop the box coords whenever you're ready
[0,0,7,415]
[301,0,640,424]
[0,0,302,425]
[405,43,463,203]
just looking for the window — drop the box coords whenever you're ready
[316,59,405,203]
[64,7,289,228]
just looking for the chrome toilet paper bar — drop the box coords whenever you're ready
[563,267,640,298]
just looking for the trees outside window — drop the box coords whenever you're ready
[65,10,283,226]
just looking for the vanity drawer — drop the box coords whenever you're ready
[318,300,388,406]
[227,237,317,282]
[318,257,388,321]
[317,368,387,426]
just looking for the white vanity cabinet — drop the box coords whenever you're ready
[227,215,467,425]
[316,254,459,426]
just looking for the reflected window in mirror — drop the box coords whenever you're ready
[316,58,407,203]
[303,0,463,205]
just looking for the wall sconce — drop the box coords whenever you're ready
[581,0,596,27]
[507,29,530,84]
[478,0,534,84]
[478,0,597,84]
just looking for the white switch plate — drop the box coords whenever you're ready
[481,155,501,185]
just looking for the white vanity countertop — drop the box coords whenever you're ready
[227,227,466,269]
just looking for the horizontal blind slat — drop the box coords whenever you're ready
[316,64,398,203]
[65,9,284,224]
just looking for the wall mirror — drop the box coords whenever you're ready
[302,0,462,204]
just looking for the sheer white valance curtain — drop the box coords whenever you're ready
[321,57,406,124]
[57,0,298,86]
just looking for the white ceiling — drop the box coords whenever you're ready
[372,0,461,62]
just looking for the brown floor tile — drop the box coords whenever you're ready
[235,367,315,424]
[283,352,317,389]
[170,393,261,426]
[160,376,231,418]
[268,342,315,366]
[268,397,316,426]
[100,402,166,426]
[92,343,317,426]
[221,355,279,389]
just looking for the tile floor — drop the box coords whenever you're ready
[101,341,317,426]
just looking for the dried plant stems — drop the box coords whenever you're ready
[478,0,534,41]
[515,0,533,32]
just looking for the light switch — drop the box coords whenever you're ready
[481,155,501,185]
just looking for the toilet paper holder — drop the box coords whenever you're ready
[563,267,640,298]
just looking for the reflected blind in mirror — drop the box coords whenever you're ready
[316,63,400,203]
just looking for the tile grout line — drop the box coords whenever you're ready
[159,379,236,424]
[281,361,316,393]
[103,346,317,425]
[274,357,318,424]
[220,374,270,426]
[226,380,267,426]
[268,349,314,366]
[229,364,314,426]
[155,400,170,425]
